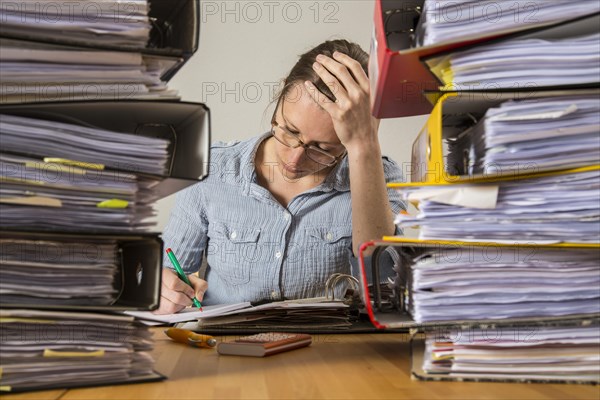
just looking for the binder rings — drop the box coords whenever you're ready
[370,0,599,118]
[357,239,600,330]
[405,89,600,184]
[0,0,199,82]
[0,100,210,199]
[0,230,163,311]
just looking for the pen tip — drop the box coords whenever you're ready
[166,248,172,253]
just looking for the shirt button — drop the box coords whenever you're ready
[270,290,278,300]
[275,251,282,259]
[326,232,333,241]
[230,231,237,239]
[283,213,290,220]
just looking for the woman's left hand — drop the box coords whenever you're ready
[304,52,379,151]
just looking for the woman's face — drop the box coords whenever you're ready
[271,84,346,180]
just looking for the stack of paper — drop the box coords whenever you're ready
[189,301,352,330]
[0,1,194,393]
[446,96,600,176]
[0,40,180,103]
[396,169,600,242]
[416,0,599,47]
[0,113,172,231]
[128,299,352,330]
[0,237,119,306]
[422,325,600,382]
[406,247,599,323]
[0,0,151,47]
[426,33,600,89]
[0,114,170,175]
[0,309,162,392]
[0,0,182,103]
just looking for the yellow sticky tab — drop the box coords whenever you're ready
[43,349,105,358]
[43,158,104,171]
[0,366,3,378]
[0,386,11,392]
[26,161,87,175]
[97,199,129,209]
[431,353,454,361]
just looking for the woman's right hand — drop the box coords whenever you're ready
[153,268,208,314]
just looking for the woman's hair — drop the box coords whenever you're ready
[275,39,369,105]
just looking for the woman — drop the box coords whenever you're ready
[156,39,405,314]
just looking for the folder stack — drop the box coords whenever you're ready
[369,0,600,117]
[0,0,210,393]
[0,0,200,103]
[361,0,600,384]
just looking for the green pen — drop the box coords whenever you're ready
[165,248,203,310]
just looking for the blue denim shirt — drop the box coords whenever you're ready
[162,132,406,305]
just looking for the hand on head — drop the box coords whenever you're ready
[153,268,208,314]
[304,51,379,152]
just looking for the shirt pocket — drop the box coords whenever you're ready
[306,227,352,247]
[301,226,353,287]
[208,222,261,286]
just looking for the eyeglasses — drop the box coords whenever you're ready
[270,102,346,167]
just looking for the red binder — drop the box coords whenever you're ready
[369,0,598,119]
[369,0,494,119]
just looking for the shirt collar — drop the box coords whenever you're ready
[242,132,271,197]
[319,155,350,192]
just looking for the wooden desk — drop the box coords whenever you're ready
[4,329,599,400]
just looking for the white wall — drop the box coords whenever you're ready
[156,0,427,230]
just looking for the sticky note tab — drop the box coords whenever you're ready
[43,349,105,358]
[0,386,11,392]
[26,161,88,175]
[43,158,104,171]
[97,199,129,209]
[431,353,454,361]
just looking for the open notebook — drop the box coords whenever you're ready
[126,273,360,330]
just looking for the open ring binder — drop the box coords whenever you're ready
[324,273,359,301]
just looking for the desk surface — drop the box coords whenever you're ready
[4,329,599,400]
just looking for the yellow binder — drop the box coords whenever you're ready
[409,89,600,184]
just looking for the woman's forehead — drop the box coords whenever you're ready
[281,86,339,145]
